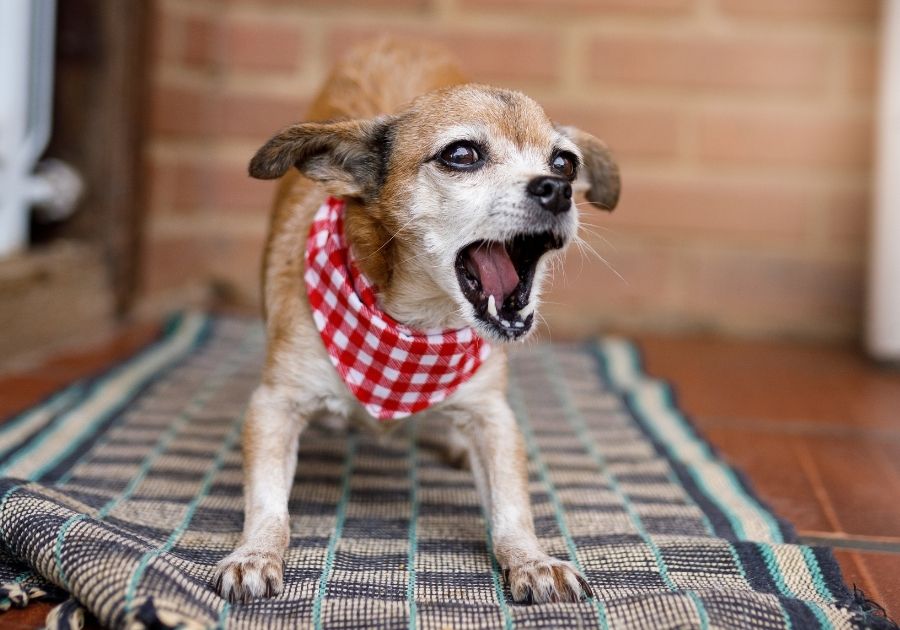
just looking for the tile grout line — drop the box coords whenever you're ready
[793,441,845,535]
[799,535,900,554]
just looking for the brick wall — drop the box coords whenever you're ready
[142,0,880,341]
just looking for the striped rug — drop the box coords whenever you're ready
[0,313,893,629]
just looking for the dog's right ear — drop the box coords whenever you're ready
[554,124,620,212]
[249,117,394,201]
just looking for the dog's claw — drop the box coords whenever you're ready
[504,555,592,604]
[576,574,594,599]
[214,548,284,603]
[521,585,534,605]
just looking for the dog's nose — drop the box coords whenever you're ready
[526,176,572,215]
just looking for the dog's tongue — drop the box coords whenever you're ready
[468,242,519,305]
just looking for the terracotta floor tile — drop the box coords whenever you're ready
[798,435,900,539]
[2,602,55,629]
[637,334,900,433]
[701,427,837,533]
[0,323,161,421]
[0,374,73,419]
[34,322,161,381]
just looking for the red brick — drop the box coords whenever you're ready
[160,13,302,74]
[143,235,210,294]
[208,163,276,212]
[150,85,306,140]
[587,35,830,94]
[543,244,674,335]
[542,102,681,159]
[220,92,307,139]
[181,13,222,70]
[459,0,692,16]
[143,233,264,296]
[224,20,303,73]
[677,250,864,324]
[823,188,870,246]
[150,85,220,138]
[696,111,873,171]
[150,4,185,64]
[230,0,426,7]
[844,41,879,97]
[327,27,561,84]
[608,175,814,242]
[145,160,178,215]
[717,0,879,22]
[148,160,275,214]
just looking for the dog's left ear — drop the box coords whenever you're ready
[555,124,620,212]
[248,116,394,201]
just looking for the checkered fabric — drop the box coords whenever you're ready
[0,314,894,629]
[304,197,491,420]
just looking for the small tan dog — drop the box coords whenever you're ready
[214,39,619,605]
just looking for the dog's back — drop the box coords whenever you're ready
[307,37,466,121]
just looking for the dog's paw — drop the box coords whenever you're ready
[504,556,593,604]
[214,548,284,603]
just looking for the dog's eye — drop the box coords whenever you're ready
[439,142,482,169]
[551,152,577,179]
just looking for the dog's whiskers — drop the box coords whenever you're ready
[571,234,628,285]
[578,225,616,251]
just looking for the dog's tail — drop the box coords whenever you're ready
[307,37,465,121]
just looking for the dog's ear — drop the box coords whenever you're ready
[555,124,620,212]
[249,117,394,200]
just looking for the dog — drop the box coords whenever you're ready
[213,39,620,605]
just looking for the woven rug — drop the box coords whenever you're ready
[0,313,893,629]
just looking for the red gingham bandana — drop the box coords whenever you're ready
[305,197,492,420]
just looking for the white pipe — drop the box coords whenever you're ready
[21,0,56,168]
[0,0,65,258]
[867,0,900,360]
[0,0,34,255]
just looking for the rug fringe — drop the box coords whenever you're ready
[849,584,900,630]
[0,580,49,611]
[125,596,210,630]
[45,597,86,630]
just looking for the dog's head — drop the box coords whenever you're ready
[250,84,619,343]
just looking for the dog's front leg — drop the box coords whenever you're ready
[214,385,306,603]
[453,395,593,604]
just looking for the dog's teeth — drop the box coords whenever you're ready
[487,295,498,318]
[513,321,525,328]
[501,319,510,327]
[518,302,535,318]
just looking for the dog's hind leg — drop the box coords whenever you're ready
[451,395,593,604]
[213,385,307,603]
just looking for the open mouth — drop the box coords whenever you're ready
[455,232,564,340]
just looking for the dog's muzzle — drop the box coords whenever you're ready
[455,230,564,340]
